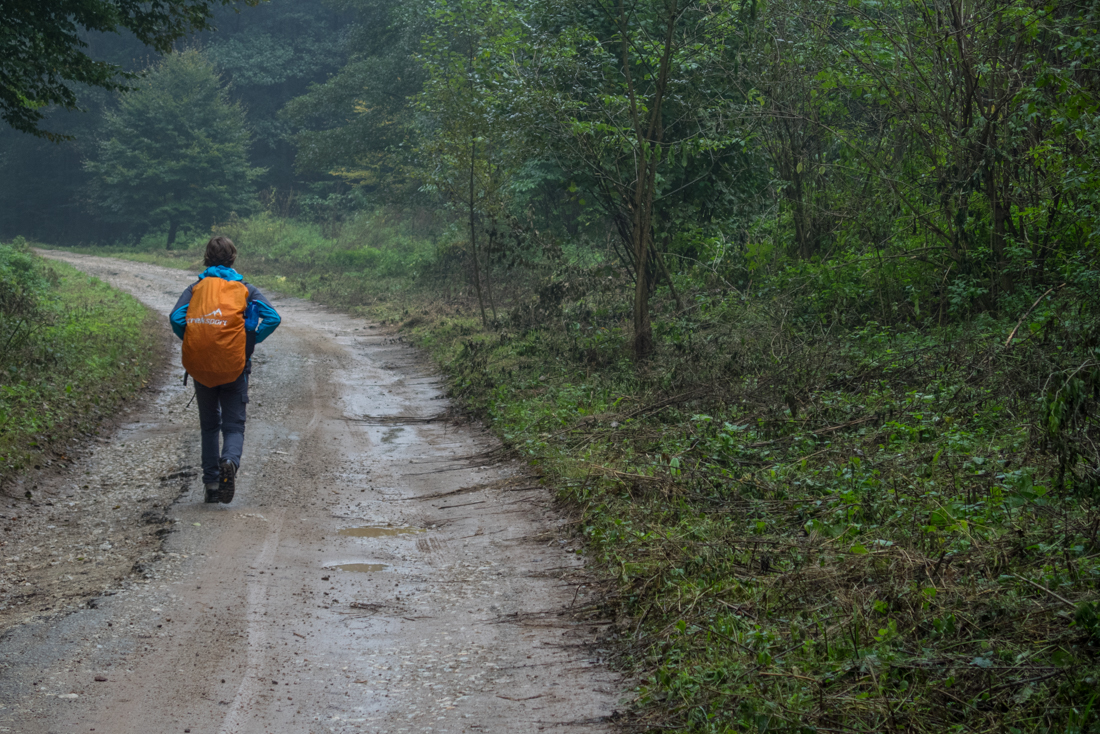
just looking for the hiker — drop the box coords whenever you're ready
[170,236,281,504]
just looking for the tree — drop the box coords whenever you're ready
[520,0,747,360]
[0,0,347,245]
[0,0,260,141]
[282,0,427,197]
[766,0,1100,305]
[415,0,525,326]
[85,50,262,247]
[815,0,1047,299]
[201,0,348,190]
[730,1,854,262]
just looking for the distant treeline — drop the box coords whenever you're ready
[0,0,350,244]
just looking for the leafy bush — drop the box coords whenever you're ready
[327,246,382,271]
[0,239,49,314]
[0,239,54,369]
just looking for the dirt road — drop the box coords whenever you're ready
[0,253,619,733]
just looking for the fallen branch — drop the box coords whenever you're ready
[1004,284,1063,348]
[1013,573,1075,608]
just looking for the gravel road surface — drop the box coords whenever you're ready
[0,252,619,734]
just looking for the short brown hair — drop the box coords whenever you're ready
[204,236,237,268]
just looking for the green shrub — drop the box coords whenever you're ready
[0,240,50,314]
[327,246,383,271]
[0,240,54,370]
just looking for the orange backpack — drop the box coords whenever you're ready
[181,277,249,387]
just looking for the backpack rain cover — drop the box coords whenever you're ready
[182,278,249,387]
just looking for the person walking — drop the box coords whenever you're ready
[170,236,281,503]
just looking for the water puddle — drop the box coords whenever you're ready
[380,427,405,444]
[338,525,422,538]
[333,563,388,573]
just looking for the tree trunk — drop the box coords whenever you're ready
[166,218,179,250]
[485,226,498,321]
[653,238,684,312]
[986,165,1012,298]
[985,121,1013,300]
[469,139,488,328]
[632,161,654,361]
[620,0,677,363]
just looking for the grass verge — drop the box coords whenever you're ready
[0,245,162,490]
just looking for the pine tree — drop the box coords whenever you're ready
[85,50,262,247]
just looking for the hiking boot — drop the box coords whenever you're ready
[218,459,237,504]
[203,483,220,503]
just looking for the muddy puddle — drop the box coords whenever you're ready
[331,563,388,573]
[337,525,422,538]
[380,427,405,443]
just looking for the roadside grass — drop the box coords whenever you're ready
[0,243,161,489]
[56,221,1100,731]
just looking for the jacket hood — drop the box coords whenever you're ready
[198,265,243,282]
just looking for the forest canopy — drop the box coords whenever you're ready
[2,0,1099,329]
[0,0,261,140]
[0,0,347,243]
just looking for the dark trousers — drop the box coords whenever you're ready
[193,371,248,484]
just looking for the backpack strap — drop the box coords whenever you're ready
[244,300,258,360]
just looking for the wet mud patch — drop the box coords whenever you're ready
[342,413,450,425]
[329,563,388,573]
[337,525,422,538]
[379,427,404,444]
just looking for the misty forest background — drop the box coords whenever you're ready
[6,0,1100,731]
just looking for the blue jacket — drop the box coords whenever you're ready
[169,266,281,345]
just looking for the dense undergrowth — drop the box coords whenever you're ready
[419,272,1100,734]
[0,241,160,489]
[65,215,1100,732]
